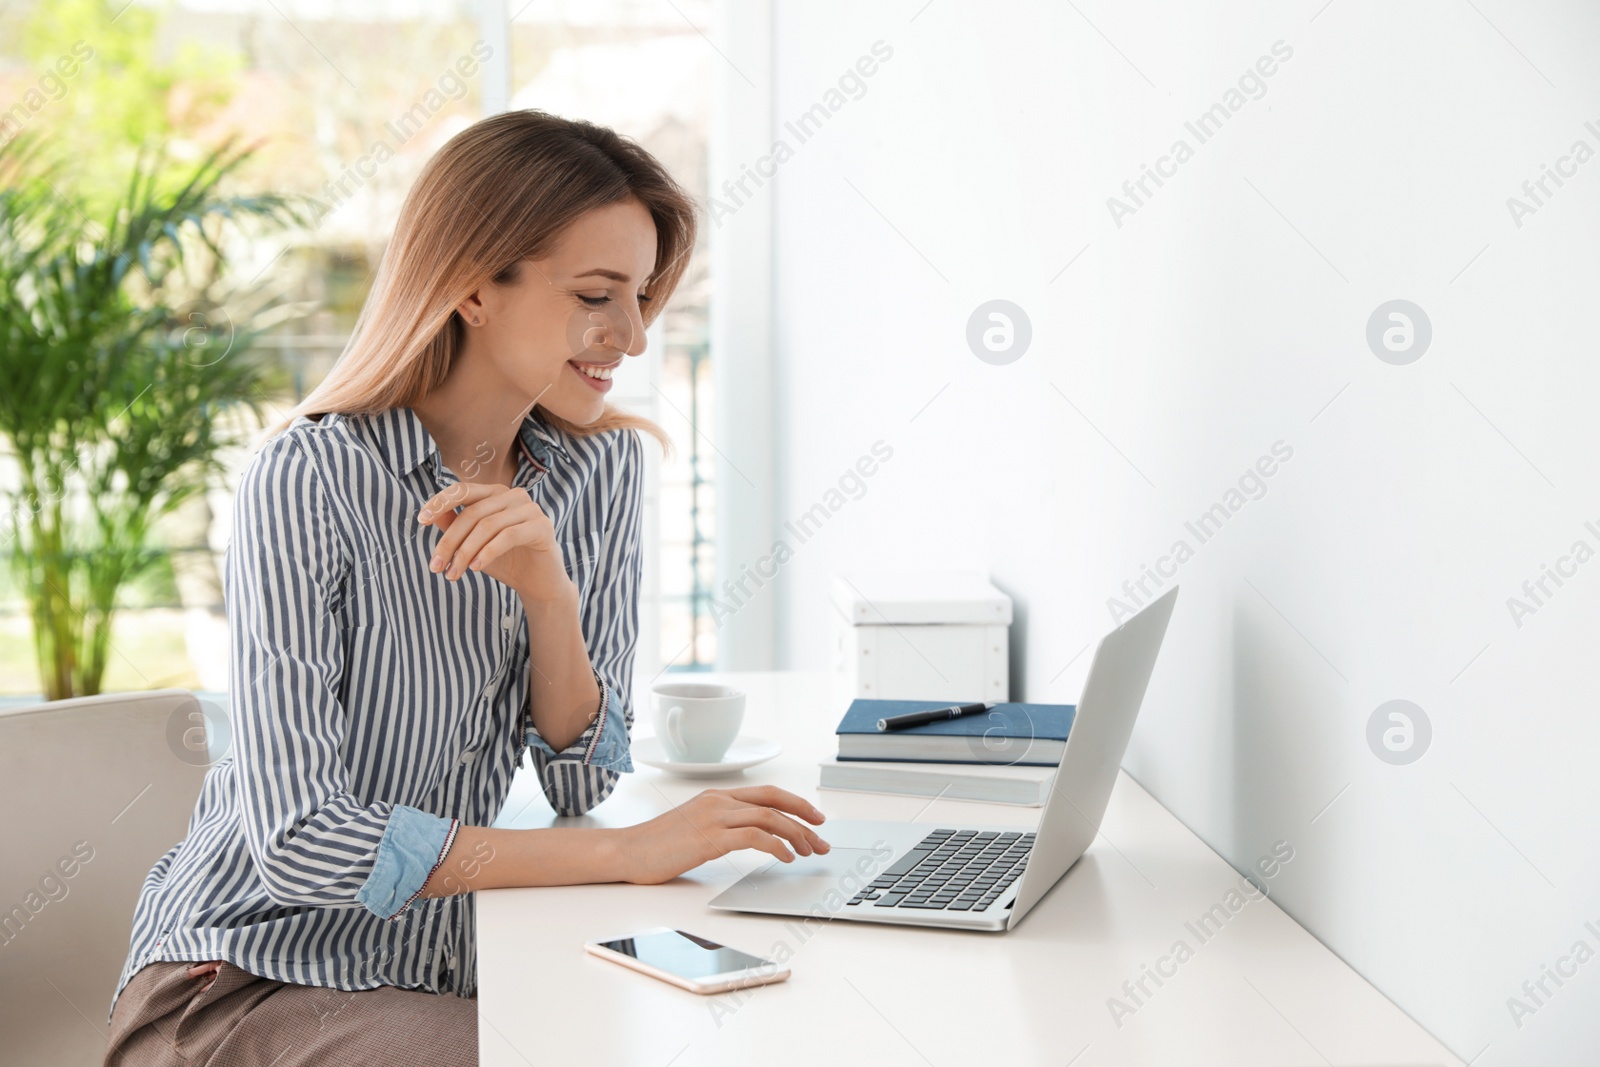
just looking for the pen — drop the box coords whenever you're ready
[876,701,997,732]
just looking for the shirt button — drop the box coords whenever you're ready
[459,749,477,765]
[501,614,515,630]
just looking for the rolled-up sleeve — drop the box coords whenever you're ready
[228,433,452,918]
[524,427,643,815]
[356,807,459,920]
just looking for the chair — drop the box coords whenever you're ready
[0,689,212,1067]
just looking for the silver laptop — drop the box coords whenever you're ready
[709,586,1177,932]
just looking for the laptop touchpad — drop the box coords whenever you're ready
[754,847,880,881]
[719,847,886,911]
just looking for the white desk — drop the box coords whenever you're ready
[480,672,1460,1067]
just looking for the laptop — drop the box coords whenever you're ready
[709,586,1177,932]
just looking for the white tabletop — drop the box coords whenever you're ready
[479,671,1460,1067]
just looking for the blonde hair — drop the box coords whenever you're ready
[277,109,697,452]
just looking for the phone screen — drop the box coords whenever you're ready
[597,930,769,979]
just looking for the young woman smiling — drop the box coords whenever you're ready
[104,110,828,1067]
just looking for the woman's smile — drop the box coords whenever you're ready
[569,358,617,392]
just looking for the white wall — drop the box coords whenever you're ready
[712,0,779,670]
[734,1,1600,1061]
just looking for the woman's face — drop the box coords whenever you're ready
[462,196,660,426]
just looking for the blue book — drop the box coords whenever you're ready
[835,700,1075,766]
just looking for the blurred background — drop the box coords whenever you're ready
[0,0,719,698]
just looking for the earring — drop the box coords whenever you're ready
[471,316,480,325]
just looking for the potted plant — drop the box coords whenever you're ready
[0,135,312,699]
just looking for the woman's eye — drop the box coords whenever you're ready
[580,293,651,307]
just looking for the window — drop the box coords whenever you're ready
[0,0,720,696]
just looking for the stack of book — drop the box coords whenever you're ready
[819,699,1075,806]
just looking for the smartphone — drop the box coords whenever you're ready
[584,927,791,995]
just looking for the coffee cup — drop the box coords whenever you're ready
[650,681,745,763]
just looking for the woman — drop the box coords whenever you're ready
[105,110,828,1066]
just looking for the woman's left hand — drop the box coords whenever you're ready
[418,483,574,603]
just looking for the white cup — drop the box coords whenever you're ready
[651,681,745,763]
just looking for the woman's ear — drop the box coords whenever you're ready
[456,292,486,327]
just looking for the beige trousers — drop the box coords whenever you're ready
[104,961,477,1067]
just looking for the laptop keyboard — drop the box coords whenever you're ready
[845,829,1036,912]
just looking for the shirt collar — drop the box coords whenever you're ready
[518,407,571,468]
[367,406,569,479]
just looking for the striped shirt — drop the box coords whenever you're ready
[112,405,643,1016]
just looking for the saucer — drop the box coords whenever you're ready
[635,735,782,778]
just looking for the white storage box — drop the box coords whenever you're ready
[829,572,1012,705]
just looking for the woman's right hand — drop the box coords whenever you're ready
[618,785,830,885]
